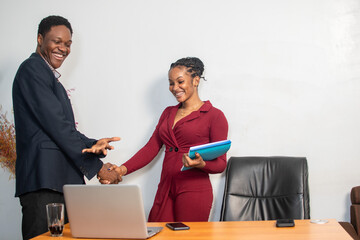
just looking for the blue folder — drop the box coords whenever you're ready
[181,139,231,171]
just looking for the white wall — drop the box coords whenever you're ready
[1,0,360,238]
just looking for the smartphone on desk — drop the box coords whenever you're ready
[166,222,190,231]
[276,219,295,227]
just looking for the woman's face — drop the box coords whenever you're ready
[168,66,199,103]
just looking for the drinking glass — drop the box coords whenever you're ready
[46,203,64,237]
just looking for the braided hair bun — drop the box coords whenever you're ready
[170,57,205,79]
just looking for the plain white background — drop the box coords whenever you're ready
[1,0,360,239]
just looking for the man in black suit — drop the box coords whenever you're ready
[12,15,121,240]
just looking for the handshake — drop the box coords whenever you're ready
[97,163,127,184]
[81,137,127,184]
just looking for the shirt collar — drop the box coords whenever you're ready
[40,55,61,79]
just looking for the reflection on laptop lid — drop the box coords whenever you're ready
[63,184,163,239]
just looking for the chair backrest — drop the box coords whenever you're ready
[220,156,310,221]
[351,186,360,236]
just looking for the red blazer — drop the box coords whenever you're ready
[123,100,228,221]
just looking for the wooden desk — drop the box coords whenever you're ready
[32,219,352,240]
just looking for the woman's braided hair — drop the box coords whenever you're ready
[170,57,206,80]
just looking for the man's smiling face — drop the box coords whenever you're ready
[36,25,72,69]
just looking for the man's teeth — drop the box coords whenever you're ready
[53,53,64,58]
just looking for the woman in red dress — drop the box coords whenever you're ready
[114,57,228,222]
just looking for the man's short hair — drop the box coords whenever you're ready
[38,15,73,37]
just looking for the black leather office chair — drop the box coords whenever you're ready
[220,156,310,221]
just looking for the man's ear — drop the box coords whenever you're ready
[37,34,43,47]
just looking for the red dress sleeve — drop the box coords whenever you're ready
[122,108,169,174]
[201,109,229,174]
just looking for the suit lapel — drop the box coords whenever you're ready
[167,106,179,146]
[167,101,212,146]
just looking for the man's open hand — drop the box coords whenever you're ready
[82,137,120,156]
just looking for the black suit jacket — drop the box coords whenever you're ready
[13,53,103,197]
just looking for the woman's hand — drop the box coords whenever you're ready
[182,152,206,169]
[114,165,128,177]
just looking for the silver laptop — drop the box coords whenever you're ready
[63,184,163,239]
